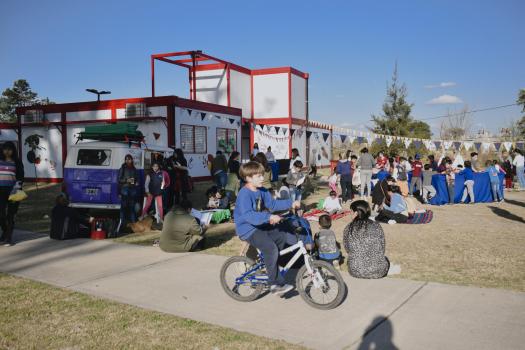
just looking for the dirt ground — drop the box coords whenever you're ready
[15,178,525,292]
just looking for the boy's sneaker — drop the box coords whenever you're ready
[387,219,396,225]
[270,284,294,295]
[333,260,340,270]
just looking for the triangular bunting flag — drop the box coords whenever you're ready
[481,142,491,153]
[187,109,193,116]
[434,141,442,149]
[282,128,288,134]
[200,112,206,121]
[474,142,482,151]
[306,131,313,138]
[463,142,473,151]
[516,142,524,150]
[340,134,347,143]
[453,141,462,150]
[153,132,160,140]
[413,140,422,149]
[404,138,412,148]
[357,136,366,144]
[493,142,502,152]
[322,133,330,142]
[290,129,295,137]
[443,141,453,150]
[503,142,513,152]
[229,118,235,124]
[275,127,281,134]
[236,121,241,127]
[423,140,433,150]
[386,137,393,147]
[348,135,356,144]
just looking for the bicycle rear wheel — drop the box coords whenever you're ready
[296,259,346,310]
[220,256,264,302]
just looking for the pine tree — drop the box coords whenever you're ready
[0,79,53,122]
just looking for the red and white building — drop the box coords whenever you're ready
[3,50,334,183]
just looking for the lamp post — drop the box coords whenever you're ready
[86,89,111,102]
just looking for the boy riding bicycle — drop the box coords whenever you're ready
[234,161,302,295]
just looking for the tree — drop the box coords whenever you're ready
[516,88,525,139]
[371,63,432,139]
[439,106,472,140]
[0,79,53,122]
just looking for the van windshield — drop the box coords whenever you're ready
[77,149,112,166]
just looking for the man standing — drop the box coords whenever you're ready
[357,147,375,199]
[409,154,423,196]
[512,149,525,190]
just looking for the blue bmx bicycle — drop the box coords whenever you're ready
[220,213,346,310]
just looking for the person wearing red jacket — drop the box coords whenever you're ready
[409,154,423,196]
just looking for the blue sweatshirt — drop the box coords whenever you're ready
[234,186,292,240]
[384,193,407,214]
[459,167,474,181]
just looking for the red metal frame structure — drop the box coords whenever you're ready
[151,50,309,158]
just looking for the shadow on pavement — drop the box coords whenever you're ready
[357,316,398,350]
[488,206,525,224]
[503,198,525,208]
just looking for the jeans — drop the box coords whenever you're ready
[447,183,455,204]
[340,176,352,202]
[120,186,138,224]
[0,186,19,244]
[246,228,299,286]
[290,187,302,202]
[422,185,436,201]
[360,169,373,197]
[214,171,227,189]
[461,180,475,203]
[491,182,503,201]
[409,176,422,196]
[517,166,525,189]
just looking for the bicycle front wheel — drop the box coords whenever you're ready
[220,256,264,302]
[296,259,346,310]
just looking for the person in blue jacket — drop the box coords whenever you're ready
[234,161,302,295]
[459,160,475,204]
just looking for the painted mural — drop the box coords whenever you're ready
[253,124,290,159]
[307,128,331,167]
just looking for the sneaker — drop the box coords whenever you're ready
[3,242,13,247]
[388,219,397,225]
[333,260,340,270]
[270,284,294,295]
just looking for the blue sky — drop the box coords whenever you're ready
[1,0,523,137]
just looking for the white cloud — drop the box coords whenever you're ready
[424,82,457,89]
[426,94,463,105]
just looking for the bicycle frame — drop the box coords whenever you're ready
[235,240,324,288]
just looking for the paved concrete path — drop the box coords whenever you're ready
[1,231,524,350]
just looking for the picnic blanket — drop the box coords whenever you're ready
[303,209,352,222]
[405,210,433,224]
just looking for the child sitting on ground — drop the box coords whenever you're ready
[206,186,229,209]
[314,214,341,269]
[322,190,343,215]
[421,164,436,203]
[286,160,306,201]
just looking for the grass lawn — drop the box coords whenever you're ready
[0,273,303,350]
[15,174,525,292]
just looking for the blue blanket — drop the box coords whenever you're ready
[429,172,504,205]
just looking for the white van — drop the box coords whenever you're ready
[64,141,173,209]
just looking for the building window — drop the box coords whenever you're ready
[77,149,112,166]
[217,128,237,155]
[180,124,207,154]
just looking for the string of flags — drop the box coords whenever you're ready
[185,108,524,152]
[186,108,241,127]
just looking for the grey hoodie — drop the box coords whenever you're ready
[358,153,375,170]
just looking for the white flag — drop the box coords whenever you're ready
[443,141,453,150]
[481,142,491,153]
[386,137,393,147]
[404,138,412,148]
[503,142,513,151]
[463,142,473,151]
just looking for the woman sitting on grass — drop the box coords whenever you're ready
[343,200,390,279]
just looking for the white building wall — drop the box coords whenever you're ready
[253,124,290,159]
[66,110,111,121]
[195,69,228,106]
[21,126,63,179]
[291,125,307,163]
[291,74,306,119]
[174,107,241,178]
[307,127,331,167]
[253,73,289,118]
[230,69,251,118]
